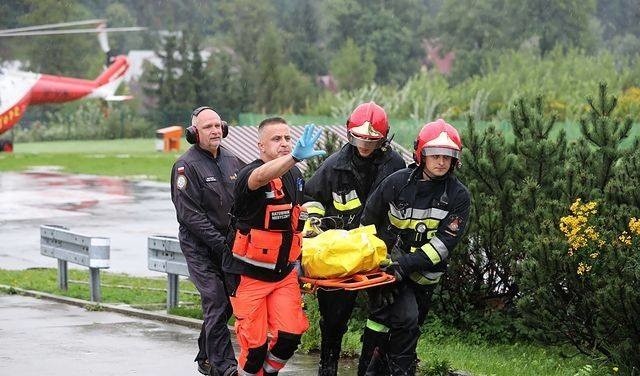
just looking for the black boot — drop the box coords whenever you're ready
[386,354,417,376]
[317,342,340,376]
[357,328,390,376]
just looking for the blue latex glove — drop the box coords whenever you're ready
[292,124,326,161]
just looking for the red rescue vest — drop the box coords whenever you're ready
[232,178,307,270]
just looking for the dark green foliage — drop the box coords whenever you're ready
[417,358,452,376]
[141,32,210,126]
[436,84,640,372]
[16,0,101,76]
[513,84,640,373]
[205,51,250,122]
[253,24,318,114]
[330,39,376,91]
[439,116,520,333]
[326,0,424,85]
[277,0,327,76]
[578,83,633,193]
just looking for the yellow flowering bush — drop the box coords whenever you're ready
[559,199,640,275]
[614,86,640,119]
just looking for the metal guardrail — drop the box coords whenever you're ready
[147,235,189,311]
[40,225,110,302]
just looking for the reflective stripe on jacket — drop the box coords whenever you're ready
[361,167,471,285]
[304,144,406,230]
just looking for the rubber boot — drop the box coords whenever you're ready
[317,342,340,376]
[357,328,389,376]
[386,354,417,376]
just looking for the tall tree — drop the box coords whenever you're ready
[327,0,425,85]
[105,2,143,54]
[279,0,327,76]
[253,24,317,113]
[254,25,284,112]
[596,0,640,41]
[330,38,376,91]
[18,0,102,76]
[511,0,597,55]
[0,0,30,61]
[218,0,276,65]
[141,31,218,125]
[205,50,249,121]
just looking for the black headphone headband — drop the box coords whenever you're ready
[186,106,228,144]
[191,106,214,121]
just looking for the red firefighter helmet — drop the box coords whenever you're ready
[346,101,389,149]
[413,119,462,166]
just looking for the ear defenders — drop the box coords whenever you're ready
[185,106,229,144]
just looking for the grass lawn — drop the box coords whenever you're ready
[0,267,202,317]
[0,139,184,182]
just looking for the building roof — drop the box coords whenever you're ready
[221,124,414,172]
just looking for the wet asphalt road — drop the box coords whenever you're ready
[0,170,177,276]
[0,293,362,376]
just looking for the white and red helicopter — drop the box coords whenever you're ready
[0,19,145,152]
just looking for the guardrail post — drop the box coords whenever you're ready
[167,273,179,311]
[89,267,101,302]
[57,259,68,290]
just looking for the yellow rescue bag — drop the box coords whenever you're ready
[301,225,387,279]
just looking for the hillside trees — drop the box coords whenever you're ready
[17,0,101,76]
[326,0,425,85]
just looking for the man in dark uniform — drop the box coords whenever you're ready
[303,102,406,376]
[171,106,244,376]
[222,118,325,376]
[358,119,471,375]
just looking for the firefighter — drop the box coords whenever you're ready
[222,118,325,376]
[303,102,406,376]
[171,107,244,376]
[358,119,471,375]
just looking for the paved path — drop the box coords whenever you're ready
[0,293,359,376]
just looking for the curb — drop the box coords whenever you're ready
[0,284,203,329]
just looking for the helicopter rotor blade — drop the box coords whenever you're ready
[0,27,147,37]
[0,19,106,35]
[97,23,110,53]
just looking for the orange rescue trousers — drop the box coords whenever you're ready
[230,269,309,375]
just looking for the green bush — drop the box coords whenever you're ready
[305,48,640,124]
[14,101,154,143]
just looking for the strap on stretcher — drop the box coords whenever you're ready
[299,270,396,294]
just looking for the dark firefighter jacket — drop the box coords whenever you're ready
[171,145,245,268]
[361,167,471,285]
[304,144,406,230]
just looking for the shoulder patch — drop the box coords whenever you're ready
[176,175,188,190]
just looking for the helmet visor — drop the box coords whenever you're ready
[422,146,460,160]
[348,132,385,149]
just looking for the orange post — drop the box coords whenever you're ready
[155,126,183,152]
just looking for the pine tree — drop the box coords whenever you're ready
[438,116,521,330]
[516,83,640,372]
[578,82,633,193]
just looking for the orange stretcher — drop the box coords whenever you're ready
[299,270,396,294]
